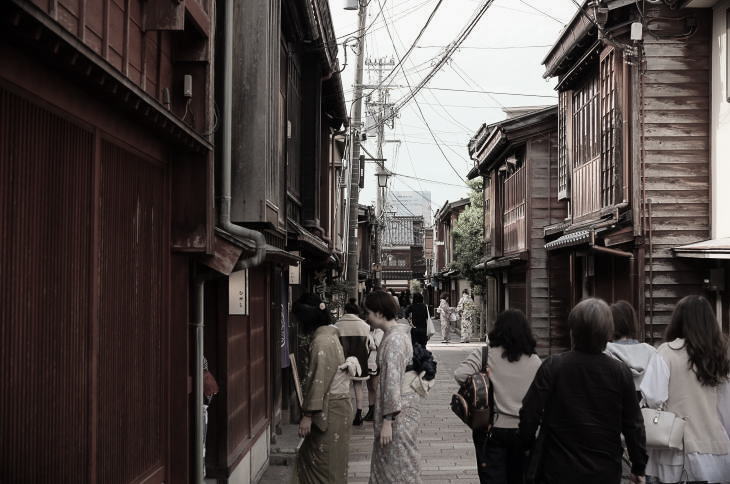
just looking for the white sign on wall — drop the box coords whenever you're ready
[289,253,301,285]
[229,269,249,315]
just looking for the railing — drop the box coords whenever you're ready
[572,156,601,219]
[503,167,527,254]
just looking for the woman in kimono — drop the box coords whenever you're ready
[456,289,476,343]
[292,295,356,484]
[365,290,432,484]
[437,293,456,344]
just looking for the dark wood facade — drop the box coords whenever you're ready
[542,0,713,341]
[469,107,568,354]
[0,0,214,481]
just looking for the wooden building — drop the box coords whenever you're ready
[542,0,714,341]
[433,199,471,305]
[0,0,215,482]
[382,215,425,291]
[467,107,567,354]
[358,204,377,295]
[202,1,348,482]
[671,0,730,333]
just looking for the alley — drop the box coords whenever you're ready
[261,343,482,484]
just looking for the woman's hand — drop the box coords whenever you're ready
[298,415,312,438]
[629,475,645,484]
[380,419,393,446]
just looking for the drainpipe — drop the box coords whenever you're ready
[193,2,268,482]
[192,277,206,484]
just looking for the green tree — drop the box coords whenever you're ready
[451,178,485,286]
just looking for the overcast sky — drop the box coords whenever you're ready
[330,0,579,217]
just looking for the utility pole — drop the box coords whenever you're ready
[368,58,395,289]
[345,1,367,301]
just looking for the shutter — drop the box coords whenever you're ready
[600,47,621,208]
[558,90,572,200]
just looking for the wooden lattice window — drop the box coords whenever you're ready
[600,47,621,208]
[558,90,572,200]
[572,68,601,167]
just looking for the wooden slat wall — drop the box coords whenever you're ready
[572,156,601,218]
[503,167,526,254]
[641,6,712,339]
[526,133,568,355]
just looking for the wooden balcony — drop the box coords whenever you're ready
[503,167,527,254]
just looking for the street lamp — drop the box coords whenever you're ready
[343,0,359,10]
[377,171,390,188]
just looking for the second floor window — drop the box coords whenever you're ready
[572,67,601,167]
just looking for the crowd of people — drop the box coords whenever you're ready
[291,290,730,484]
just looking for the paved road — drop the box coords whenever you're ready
[260,338,483,483]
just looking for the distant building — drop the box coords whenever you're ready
[386,191,432,226]
[381,215,426,291]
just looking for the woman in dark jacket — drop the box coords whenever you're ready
[519,298,648,484]
[405,293,429,347]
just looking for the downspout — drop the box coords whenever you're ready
[221,0,266,269]
[192,277,206,484]
[193,2,268,483]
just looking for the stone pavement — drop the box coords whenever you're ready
[259,336,483,484]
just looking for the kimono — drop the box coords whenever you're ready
[294,325,353,484]
[437,299,456,342]
[456,295,476,343]
[370,323,423,484]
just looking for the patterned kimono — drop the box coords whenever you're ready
[456,295,476,343]
[370,323,423,484]
[294,325,352,484]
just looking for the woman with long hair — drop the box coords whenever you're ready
[641,295,730,483]
[366,290,433,484]
[454,309,542,484]
[519,298,647,484]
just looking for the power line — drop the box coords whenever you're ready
[416,44,553,50]
[362,0,445,99]
[365,0,497,132]
[517,0,566,25]
[379,1,467,183]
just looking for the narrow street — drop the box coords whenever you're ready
[261,337,483,483]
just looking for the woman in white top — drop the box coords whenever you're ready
[454,309,542,484]
[640,295,730,483]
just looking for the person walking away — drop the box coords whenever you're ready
[457,289,476,343]
[364,323,384,422]
[605,301,657,394]
[454,309,542,484]
[437,293,455,344]
[292,297,355,484]
[640,295,730,483]
[405,293,429,347]
[365,290,427,484]
[335,298,371,426]
[519,298,648,484]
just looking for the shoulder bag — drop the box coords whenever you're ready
[426,306,435,338]
[450,346,494,431]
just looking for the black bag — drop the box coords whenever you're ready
[450,346,494,431]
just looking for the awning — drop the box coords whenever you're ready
[485,252,528,269]
[673,238,730,259]
[264,244,304,266]
[545,229,592,251]
[287,218,330,255]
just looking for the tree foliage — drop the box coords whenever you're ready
[451,179,485,286]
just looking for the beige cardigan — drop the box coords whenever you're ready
[660,339,730,455]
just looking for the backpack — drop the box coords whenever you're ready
[450,346,494,431]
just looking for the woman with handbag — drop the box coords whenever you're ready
[453,309,542,484]
[365,290,427,484]
[640,295,730,483]
[405,293,429,347]
[519,298,648,484]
